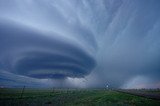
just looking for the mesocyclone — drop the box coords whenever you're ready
[0,19,96,79]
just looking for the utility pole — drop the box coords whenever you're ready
[20,86,25,99]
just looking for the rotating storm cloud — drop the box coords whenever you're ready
[0,0,160,88]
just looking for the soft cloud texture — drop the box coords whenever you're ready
[0,0,160,88]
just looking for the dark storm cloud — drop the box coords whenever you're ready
[0,19,96,79]
[0,70,51,88]
[15,52,95,78]
[0,0,160,88]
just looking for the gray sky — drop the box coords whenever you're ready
[0,0,160,88]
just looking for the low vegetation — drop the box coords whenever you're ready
[0,88,160,106]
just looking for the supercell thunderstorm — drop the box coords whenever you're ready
[0,0,160,88]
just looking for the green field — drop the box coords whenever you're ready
[0,88,160,106]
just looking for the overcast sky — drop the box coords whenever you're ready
[0,0,160,88]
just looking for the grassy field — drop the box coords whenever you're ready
[0,88,160,106]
